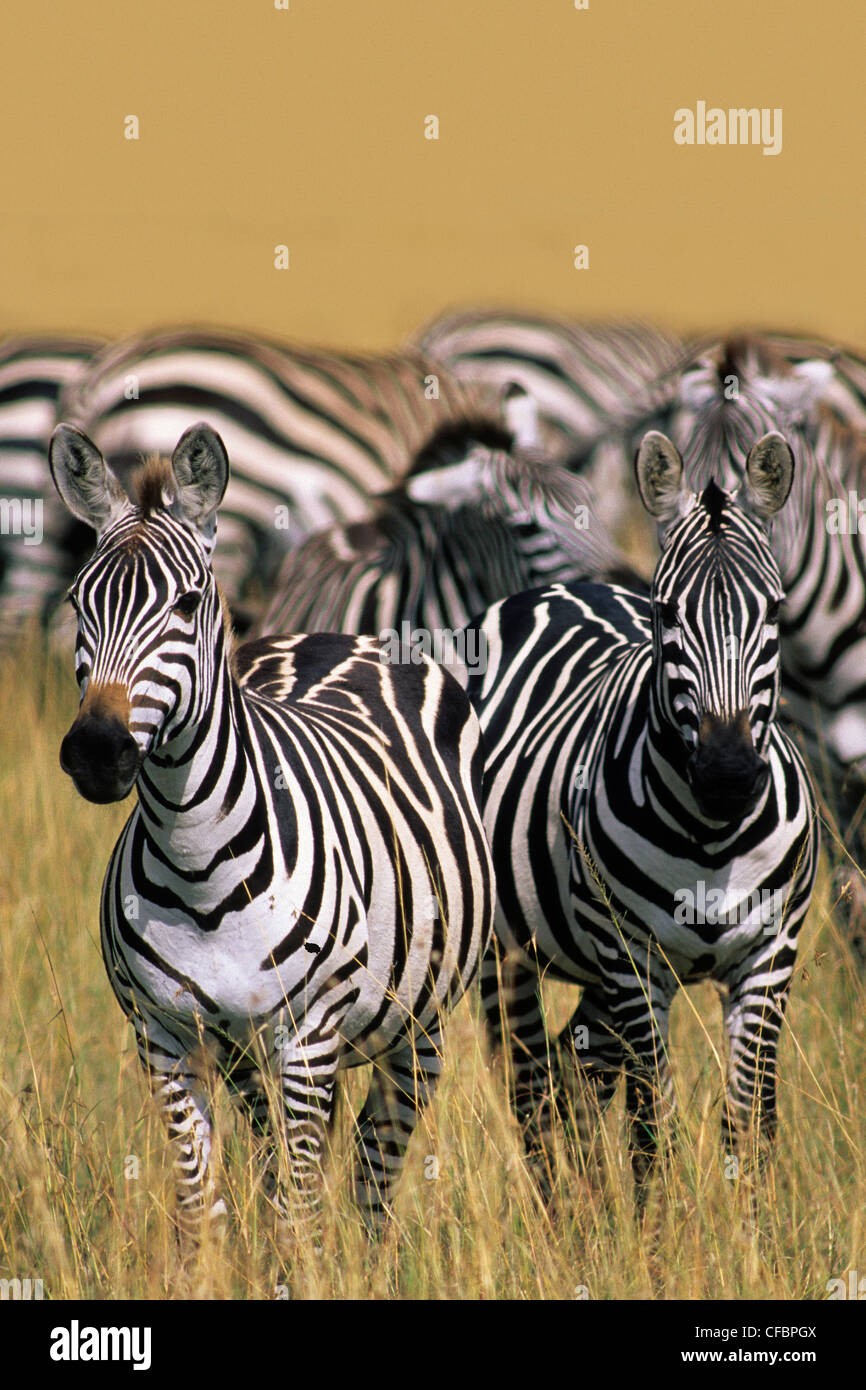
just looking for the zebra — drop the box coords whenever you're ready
[58,326,496,632]
[49,419,495,1237]
[665,339,866,956]
[0,336,101,647]
[463,429,819,1202]
[413,309,866,451]
[411,308,688,456]
[259,391,644,673]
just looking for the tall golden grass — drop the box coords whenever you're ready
[0,628,863,1300]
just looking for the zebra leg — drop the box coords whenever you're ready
[224,1053,283,1208]
[720,974,789,1178]
[480,939,561,1160]
[270,1034,341,1235]
[352,1027,443,1229]
[605,978,676,1208]
[557,984,624,1157]
[135,1023,224,1240]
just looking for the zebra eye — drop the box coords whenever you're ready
[766,600,782,625]
[656,600,680,628]
[173,590,202,620]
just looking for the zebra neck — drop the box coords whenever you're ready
[136,657,263,848]
[645,683,694,806]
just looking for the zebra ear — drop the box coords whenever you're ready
[503,383,542,450]
[634,431,689,520]
[49,424,129,537]
[741,432,794,519]
[169,423,230,537]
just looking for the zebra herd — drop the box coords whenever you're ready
[3,310,864,1240]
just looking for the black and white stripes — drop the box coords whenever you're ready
[464,430,818,1197]
[58,327,494,629]
[260,407,642,668]
[0,337,100,644]
[50,421,494,1233]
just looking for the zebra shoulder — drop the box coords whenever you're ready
[234,632,472,729]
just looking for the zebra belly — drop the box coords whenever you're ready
[102,842,475,1063]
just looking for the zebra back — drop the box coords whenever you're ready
[259,413,644,670]
[0,336,101,646]
[59,326,498,627]
[411,309,688,458]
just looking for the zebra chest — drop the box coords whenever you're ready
[104,821,367,1027]
[568,783,785,978]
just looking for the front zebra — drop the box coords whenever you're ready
[464,431,818,1201]
[667,341,866,955]
[50,422,494,1236]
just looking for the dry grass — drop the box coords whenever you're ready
[0,628,864,1301]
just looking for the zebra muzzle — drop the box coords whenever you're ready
[60,712,142,804]
[687,712,769,822]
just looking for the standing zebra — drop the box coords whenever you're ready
[666,340,866,956]
[464,430,818,1199]
[259,399,644,669]
[50,421,494,1235]
[59,327,494,631]
[0,336,100,647]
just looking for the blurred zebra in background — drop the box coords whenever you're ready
[50,421,494,1236]
[411,310,689,536]
[58,327,495,631]
[0,336,100,647]
[464,431,818,1201]
[413,309,866,456]
[412,309,688,455]
[260,388,644,673]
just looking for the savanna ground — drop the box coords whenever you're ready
[0,627,864,1302]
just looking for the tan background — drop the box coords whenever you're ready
[1,0,861,350]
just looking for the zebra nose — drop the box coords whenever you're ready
[60,714,140,804]
[687,712,769,821]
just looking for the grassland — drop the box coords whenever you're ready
[0,629,864,1301]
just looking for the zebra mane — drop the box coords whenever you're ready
[676,338,857,503]
[134,456,176,518]
[117,454,238,667]
[404,417,514,478]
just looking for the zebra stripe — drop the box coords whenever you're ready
[259,406,643,669]
[413,311,866,454]
[464,430,818,1200]
[411,309,687,454]
[50,421,494,1234]
[669,340,866,770]
[0,337,101,646]
[59,327,495,630]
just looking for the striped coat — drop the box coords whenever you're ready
[58,327,496,629]
[464,430,818,1198]
[50,420,494,1234]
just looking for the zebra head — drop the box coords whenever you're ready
[50,422,229,803]
[636,429,794,822]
